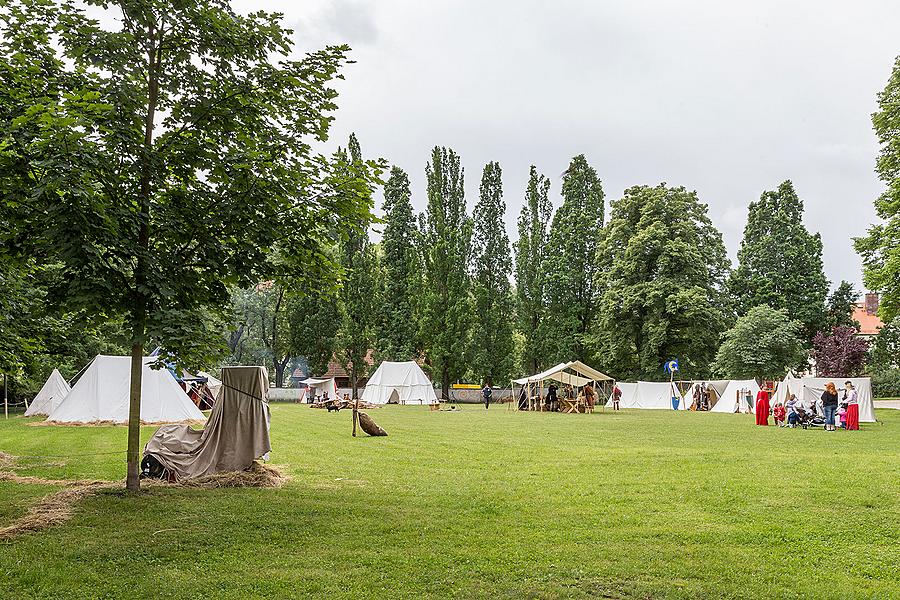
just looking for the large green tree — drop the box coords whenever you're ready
[514,166,552,373]
[470,161,515,386]
[728,181,829,341]
[378,167,420,361]
[856,55,900,323]
[542,155,605,362]
[594,184,731,381]
[712,305,806,380]
[336,134,380,399]
[825,281,860,331]
[0,1,371,490]
[285,289,342,377]
[420,147,473,399]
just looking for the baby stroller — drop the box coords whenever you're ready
[796,405,824,429]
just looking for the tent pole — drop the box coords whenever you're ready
[3,373,7,419]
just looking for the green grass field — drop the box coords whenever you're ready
[1,405,898,599]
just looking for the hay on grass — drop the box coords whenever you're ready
[0,481,114,541]
[175,462,288,489]
[0,451,15,469]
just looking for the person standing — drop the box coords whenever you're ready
[843,381,860,431]
[821,382,839,431]
[547,383,559,412]
[612,384,622,410]
[482,384,492,410]
[755,387,770,426]
[583,384,596,412]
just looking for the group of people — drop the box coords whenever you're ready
[756,381,859,430]
[511,382,597,412]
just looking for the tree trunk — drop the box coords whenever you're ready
[351,368,358,400]
[271,286,285,386]
[274,356,289,388]
[126,19,161,492]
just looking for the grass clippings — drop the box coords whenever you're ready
[0,481,114,541]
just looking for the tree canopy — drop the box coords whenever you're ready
[855,55,900,323]
[729,181,829,342]
[593,184,731,381]
[811,326,870,378]
[713,305,807,381]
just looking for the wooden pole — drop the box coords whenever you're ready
[4,373,7,420]
[352,396,358,437]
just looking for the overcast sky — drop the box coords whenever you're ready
[237,0,899,292]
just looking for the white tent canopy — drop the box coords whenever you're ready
[304,377,339,400]
[24,368,71,417]
[197,371,222,400]
[794,377,876,423]
[710,379,761,414]
[774,374,801,405]
[682,380,730,411]
[361,361,438,405]
[514,361,612,387]
[614,381,679,409]
[47,355,205,424]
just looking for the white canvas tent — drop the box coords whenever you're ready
[613,381,680,410]
[304,377,339,401]
[710,379,761,414]
[197,371,222,400]
[794,377,876,423]
[24,368,71,416]
[361,361,438,405]
[47,355,205,424]
[681,380,730,411]
[514,361,612,388]
[774,375,801,405]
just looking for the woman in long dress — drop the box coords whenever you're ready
[844,381,860,430]
[755,388,770,426]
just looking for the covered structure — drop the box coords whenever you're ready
[681,380,730,411]
[143,366,271,480]
[612,381,680,410]
[513,361,613,411]
[46,355,205,424]
[786,377,876,422]
[710,379,761,413]
[24,368,71,417]
[361,361,438,405]
[303,377,339,402]
[197,371,222,400]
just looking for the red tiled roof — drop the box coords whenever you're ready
[321,349,376,378]
[853,303,883,336]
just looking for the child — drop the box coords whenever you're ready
[837,405,847,429]
[772,402,786,427]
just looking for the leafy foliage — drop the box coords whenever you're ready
[514,166,552,373]
[420,147,473,398]
[285,289,342,377]
[855,55,900,323]
[825,281,860,331]
[378,167,420,361]
[728,181,829,342]
[542,155,605,363]
[712,305,807,380]
[811,326,870,378]
[870,320,900,370]
[594,184,731,381]
[470,161,515,386]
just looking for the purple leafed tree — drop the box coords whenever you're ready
[812,326,870,377]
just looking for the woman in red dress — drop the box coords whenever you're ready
[844,381,860,430]
[755,388,770,426]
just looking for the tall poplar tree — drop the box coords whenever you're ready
[514,166,552,373]
[728,180,829,342]
[420,147,473,399]
[542,155,605,362]
[378,167,419,361]
[470,162,515,386]
[594,184,730,380]
[856,55,900,322]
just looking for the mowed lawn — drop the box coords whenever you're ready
[1,405,898,599]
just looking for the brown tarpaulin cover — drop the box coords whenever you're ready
[143,366,271,480]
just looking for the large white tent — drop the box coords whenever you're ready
[710,379,761,414]
[361,361,438,405]
[613,381,680,410]
[47,355,205,424]
[793,377,876,423]
[24,368,71,416]
[303,377,339,401]
[681,380,730,411]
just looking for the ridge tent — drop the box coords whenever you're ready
[710,379,761,414]
[143,366,271,480]
[794,377,875,423]
[46,355,205,424]
[611,382,638,408]
[24,368,71,417]
[681,380,730,411]
[613,381,679,409]
[362,361,438,405]
[774,375,801,405]
[303,377,339,401]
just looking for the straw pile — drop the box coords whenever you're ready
[175,462,288,489]
[0,480,114,541]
